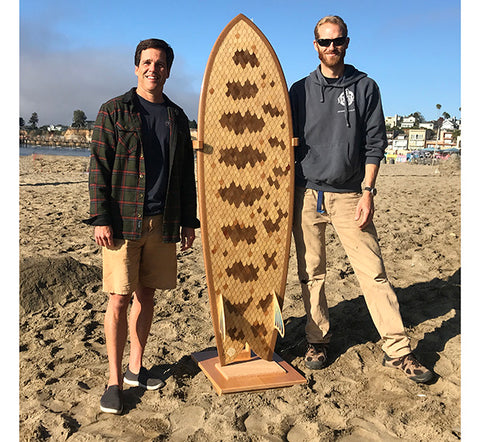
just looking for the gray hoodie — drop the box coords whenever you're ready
[289,64,387,192]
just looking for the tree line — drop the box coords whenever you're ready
[20,110,198,131]
[20,110,88,130]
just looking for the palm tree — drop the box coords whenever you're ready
[435,104,442,148]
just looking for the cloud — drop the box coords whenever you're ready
[21,48,128,125]
[20,12,200,126]
[20,47,200,126]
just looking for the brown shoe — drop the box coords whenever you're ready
[383,353,434,383]
[305,343,328,370]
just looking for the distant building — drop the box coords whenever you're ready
[425,130,457,150]
[48,124,67,132]
[385,115,401,128]
[408,129,426,150]
[441,118,460,131]
[386,130,399,149]
[421,116,461,150]
[400,116,416,129]
[419,122,434,130]
[392,133,408,150]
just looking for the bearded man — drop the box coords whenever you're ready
[289,15,433,383]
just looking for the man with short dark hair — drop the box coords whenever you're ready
[85,38,200,413]
[289,16,433,383]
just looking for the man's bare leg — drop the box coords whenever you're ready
[104,293,132,387]
[128,285,155,374]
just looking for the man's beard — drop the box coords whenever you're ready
[318,49,346,69]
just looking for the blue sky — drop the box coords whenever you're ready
[19,0,461,126]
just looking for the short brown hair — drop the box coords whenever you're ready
[314,16,348,39]
[134,39,174,70]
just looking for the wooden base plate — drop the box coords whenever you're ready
[192,350,306,395]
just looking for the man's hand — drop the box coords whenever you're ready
[181,227,196,251]
[354,192,375,229]
[94,225,114,247]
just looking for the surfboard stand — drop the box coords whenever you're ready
[191,348,307,395]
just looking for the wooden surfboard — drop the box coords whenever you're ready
[196,14,295,366]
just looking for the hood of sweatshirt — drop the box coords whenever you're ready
[310,64,367,127]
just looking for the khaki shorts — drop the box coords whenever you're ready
[102,215,177,294]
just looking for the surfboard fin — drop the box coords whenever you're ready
[219,294,226,340]
[273,292,285,338]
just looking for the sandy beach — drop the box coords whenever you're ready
[19,154,460,441]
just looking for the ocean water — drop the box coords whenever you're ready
[20,145,90,157]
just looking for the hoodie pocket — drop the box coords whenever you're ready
[302,143,357,186]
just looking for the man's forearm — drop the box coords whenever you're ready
[364,163,379,188]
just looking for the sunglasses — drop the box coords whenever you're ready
[316,36,348,47]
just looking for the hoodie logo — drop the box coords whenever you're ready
[337,88,355,111]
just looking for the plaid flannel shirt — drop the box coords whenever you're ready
[84,88,200,242]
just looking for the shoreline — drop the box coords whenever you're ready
[20,145,91,157]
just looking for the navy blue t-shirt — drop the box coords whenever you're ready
[137,94,170,216]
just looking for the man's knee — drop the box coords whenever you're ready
[108,293,132,313]
[133,286,155,303]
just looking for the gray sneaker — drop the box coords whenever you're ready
[100,385,123,414]
[123,366,165,390]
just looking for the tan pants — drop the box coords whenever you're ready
[292,187,411,358]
